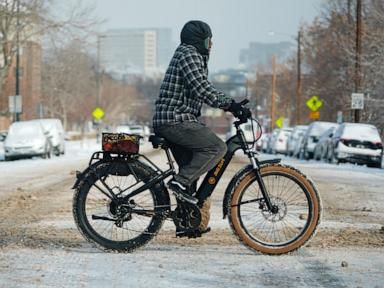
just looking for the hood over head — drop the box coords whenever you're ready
[180,20,212,55]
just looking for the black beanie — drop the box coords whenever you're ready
[180,20,212,55]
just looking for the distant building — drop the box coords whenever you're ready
[99,28,174,77]
[239,41,294,70]
[0,41,42,130]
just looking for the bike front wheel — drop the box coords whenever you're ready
[228,164,321,255]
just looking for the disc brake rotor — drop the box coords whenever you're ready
[261,197,287,222]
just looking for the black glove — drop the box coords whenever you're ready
[227,101,251,119]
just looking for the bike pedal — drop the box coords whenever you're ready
[173,192,198,205]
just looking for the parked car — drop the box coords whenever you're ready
[30,119,65,156]
[301,121,338,160]
[270,128,293,154]
[286,125,308,156]
[260,133,270,153]
[4,121,52,160]
[293,132,306,158]
[129,125,145,137]
[327,123,383,168]
[0,131,6,142]
[313,126,337,161]
[115,125,131,134]
[256,133,268,151]
[266,129,280,154]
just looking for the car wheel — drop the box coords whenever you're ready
[368,162,382,169]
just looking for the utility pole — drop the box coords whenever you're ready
[270,55,277,132]
[15,0,20,122]
[96,35,102,107]
[354,0,362,123]
[296,29,302,126]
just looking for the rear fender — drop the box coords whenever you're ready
[222,158,281,219]
[72,160,105,189]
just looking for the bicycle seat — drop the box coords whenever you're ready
[149,135,169,149]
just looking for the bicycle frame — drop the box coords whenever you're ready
[119,121,276,211]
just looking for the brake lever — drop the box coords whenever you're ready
[240,99,249,106]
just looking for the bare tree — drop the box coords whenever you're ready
[0,0,100,115]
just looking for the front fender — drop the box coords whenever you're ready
[222,158,281,219]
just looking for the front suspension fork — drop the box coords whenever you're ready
[249,154,276,213]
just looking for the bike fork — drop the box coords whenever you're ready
[249,154,276,213]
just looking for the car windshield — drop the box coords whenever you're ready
[310,123,337,137]
[9,122,42,137]
[342,125,381,142]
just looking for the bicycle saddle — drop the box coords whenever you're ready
[149,134,169,148]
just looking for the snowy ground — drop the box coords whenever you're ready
[0,139,383,287]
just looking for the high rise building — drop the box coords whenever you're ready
[239,41,294,70]
[99,28,174,76]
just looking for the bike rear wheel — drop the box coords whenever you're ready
[228,164,321,255]
[73,160,168,252]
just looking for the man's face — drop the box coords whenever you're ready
[204,37,212,53]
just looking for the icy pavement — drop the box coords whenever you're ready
[0,246,383,288]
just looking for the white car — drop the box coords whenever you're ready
[329,123,383,168]
[129,125,145,137]
[270,128,293,154]
[115,125,131,134]
[302,121,338,160]
[286,125,308,156]
[4,121,52,160]
[30,119,65,156]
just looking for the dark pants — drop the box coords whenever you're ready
[154,122,227,188]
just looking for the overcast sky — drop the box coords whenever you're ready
[93,0,323,71]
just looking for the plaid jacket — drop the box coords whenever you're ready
[153,44,232,127]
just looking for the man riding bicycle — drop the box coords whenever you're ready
[153,20,250,206]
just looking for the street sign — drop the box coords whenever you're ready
[337,111,343,123]
[306,95,323,112]
[9,95,22,113]
[309,111,320,120]
[276,116,284,128]
[92,107,105,120]
[351,93,364,109]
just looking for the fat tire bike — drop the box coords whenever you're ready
[72,100,322,255]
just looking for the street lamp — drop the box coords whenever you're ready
[268,29,302,125]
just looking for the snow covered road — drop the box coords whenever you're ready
[0,139,383,287]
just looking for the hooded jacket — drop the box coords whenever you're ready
[153,21,232,127]
[180,20,212,56]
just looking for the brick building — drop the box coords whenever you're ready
[0,40,42,130]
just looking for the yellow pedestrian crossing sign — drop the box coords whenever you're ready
[306,96,323,112]
[276,116,284,128]
[92,107,105,120]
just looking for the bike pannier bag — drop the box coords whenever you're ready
[102,133,140,154]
